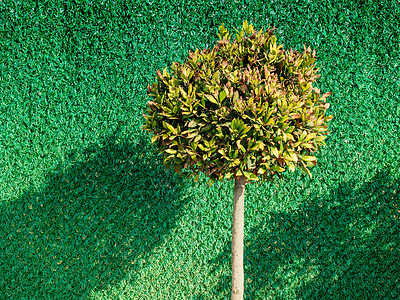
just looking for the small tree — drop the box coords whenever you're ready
[143,21,333,299]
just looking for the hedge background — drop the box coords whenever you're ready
[1,0,399,299]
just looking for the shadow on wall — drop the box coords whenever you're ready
[208,168,400,299]
[0,134,189,299]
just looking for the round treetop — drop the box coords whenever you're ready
[143,21,333,185]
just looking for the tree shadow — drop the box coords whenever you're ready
[0,134,189,299]
[208,168,400,299]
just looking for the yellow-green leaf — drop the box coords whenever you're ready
[257,167,266,174]
[271,147,279,158]
[291,152,298,162]
[163,121,176,134]
[165,149,177,155]
[243,171,252,180]
[249,173,259,181]
[225,172,233,179]
[315,135,326,142]
[187,131,198,139]
[305,132,317,141]
[236,169,243,176]
[271,165,285,172]
[218,149,226,156]
[301,155,316,162]
[194,173,200,182]
[299,131,308,141]
[300,165,312,177]
[302,143,315,149]
[205,94,219,105]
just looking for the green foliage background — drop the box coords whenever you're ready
[0,0,399,299]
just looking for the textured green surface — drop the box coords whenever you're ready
[1,0,399,299]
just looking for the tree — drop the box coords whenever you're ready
[142,20,333,299]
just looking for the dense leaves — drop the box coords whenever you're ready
[143,21,333,184]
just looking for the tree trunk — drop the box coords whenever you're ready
[231,176,246,300]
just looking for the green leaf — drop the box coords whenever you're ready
[246,156,256,169]
[201,95,206,108]
[270,35,276,45]
[233,91,239,102]
[219,89,227,102]
[305,57,315,67]
[231,118,245,132]
[151,135,158,143]
[188,120,196,128]
[300,165,312,177]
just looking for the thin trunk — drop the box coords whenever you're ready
[231,176,245,300]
